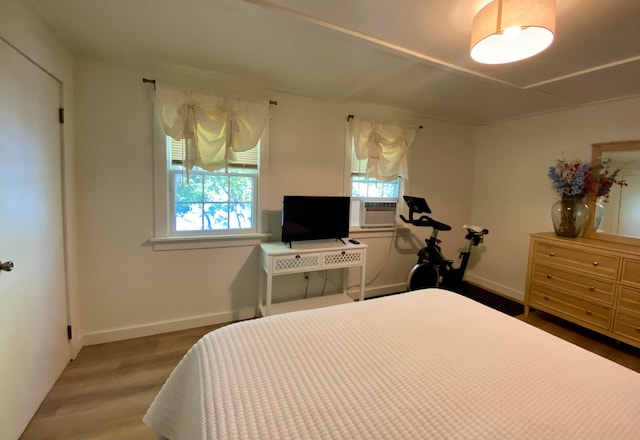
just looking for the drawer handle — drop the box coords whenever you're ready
[635,327,640,334]
[544,295,550,300]
[341,251,346,255]
[295,255,301,259]
[586,310,592,316]
[592,261,598,266]
[588,286,595,292]
[546,274,552,279]
[549,252,555,257]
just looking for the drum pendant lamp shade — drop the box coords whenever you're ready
[470,0,556,64]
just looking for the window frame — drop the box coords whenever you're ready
[343,135,406,229]
[152,109,270,249]
[350,174,402,200]
[346,134,404,201]
[169,166,258,235]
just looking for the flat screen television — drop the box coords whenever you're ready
[281,195,350,244]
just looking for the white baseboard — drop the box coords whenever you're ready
[82,284,407,346]
[82,307,257,346]
[69,337,83,359]
[81,278,519,346]
[464,273,524,302]
[360,282,407,299]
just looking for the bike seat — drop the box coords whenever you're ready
[463,224,489,235]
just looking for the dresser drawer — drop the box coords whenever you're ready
[270,248,365,274]
[612,312,640,345]
[621,259,640,287]
[531,263,615,305]
[272,252,321,273]
[529,284,612,330]
[323,249,364,268]
[533,241,619,279]
[618,285,640,314]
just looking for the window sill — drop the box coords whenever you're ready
[349,225,410,238]
[150,233,271,251]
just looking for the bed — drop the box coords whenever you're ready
[143,288,640,439]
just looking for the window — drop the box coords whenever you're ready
[151,84,270,247]
[169,137,259,234]
[350,146,400,200]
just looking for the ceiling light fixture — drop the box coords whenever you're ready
[470,0,556,64]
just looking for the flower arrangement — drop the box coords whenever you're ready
[591,159,628,200]
[548,156,628,238]
[547,158,591,197]
[547,157,627,199]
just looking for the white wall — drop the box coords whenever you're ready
[73,57,476,343]
[69,54,640,344]
[468,97,640,300]
[73,53,640,343]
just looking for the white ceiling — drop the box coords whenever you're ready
[23,0,640,125]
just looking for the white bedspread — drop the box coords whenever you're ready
[144,288,640,439]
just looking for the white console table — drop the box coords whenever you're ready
[259,241,367,316]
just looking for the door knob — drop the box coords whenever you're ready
[0,260,14,272]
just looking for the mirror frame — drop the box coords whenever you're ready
[584,140,640,246]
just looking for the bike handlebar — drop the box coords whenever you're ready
[399,213,452,231]
[399,195,485,236]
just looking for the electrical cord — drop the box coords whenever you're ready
[320,270,328,296]
[304,273,309,299]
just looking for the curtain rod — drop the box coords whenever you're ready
[141,78,278,105]
[346,114,422,129]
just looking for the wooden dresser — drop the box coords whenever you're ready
[525,232,640,348]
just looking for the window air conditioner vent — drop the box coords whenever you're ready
[359,201,397,228]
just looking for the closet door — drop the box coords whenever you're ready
[0,38,70,439]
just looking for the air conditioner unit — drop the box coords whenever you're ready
[359,201,397,228]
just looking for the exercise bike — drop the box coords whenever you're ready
[400,195,489,292]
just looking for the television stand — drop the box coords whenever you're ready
[259,241,367,316]
[285,237,346,248]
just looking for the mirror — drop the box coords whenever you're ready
[584,140,640,245]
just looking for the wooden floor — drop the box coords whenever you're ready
[20,323,228,440]
[20,310,640,440]
[517,310,640,373]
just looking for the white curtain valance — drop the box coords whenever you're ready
[155,82,270,172]
[349,118,417,182]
